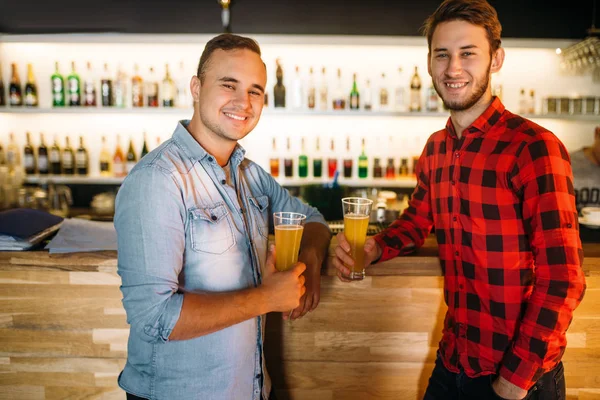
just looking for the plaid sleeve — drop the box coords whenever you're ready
[501,132,586,390]
[373,141,435,262]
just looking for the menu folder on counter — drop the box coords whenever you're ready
[0,208,64,251]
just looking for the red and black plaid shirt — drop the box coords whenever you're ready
[374,97,586,390]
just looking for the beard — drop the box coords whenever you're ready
[434,64,491,111]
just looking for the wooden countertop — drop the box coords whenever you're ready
[2,236,599,276]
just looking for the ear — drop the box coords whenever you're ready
[491,47,505,73]
[427,53,432,77]
[190,76,201,103]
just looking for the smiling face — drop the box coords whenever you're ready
[192,48,267,144]
[428,19,504,112]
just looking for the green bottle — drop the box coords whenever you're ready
[313,137,323,178]
[141,133,149,158]
[358,138,368,178]
[67,61,81,106]
[349,73,360,110]
[51,62,65,107]
[298,137,308,178]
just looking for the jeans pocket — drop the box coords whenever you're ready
[552,362,566,400]
[189,204,235,254]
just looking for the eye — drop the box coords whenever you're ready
[249,91,262,96]
[462,52,474,57]
[222,84,234,90]
[436,53,448,59]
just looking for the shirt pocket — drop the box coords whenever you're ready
[189,203,236,254]
[248,195,270,239]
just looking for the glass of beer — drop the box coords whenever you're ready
[273,212,306,271]
[342,197,373,280]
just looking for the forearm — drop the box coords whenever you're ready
[169,287,269,341]
[298,222,331,271]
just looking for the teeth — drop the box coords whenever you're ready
[446,82,467,88]
[225,112,247,121]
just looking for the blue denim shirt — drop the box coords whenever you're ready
[115,120,328,400]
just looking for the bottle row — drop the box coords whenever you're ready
[1,132,157,177]
[0,61,192,109]
[1,133,420,181]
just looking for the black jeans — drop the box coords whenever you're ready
[127,389,279,400]
[423,354,566,400]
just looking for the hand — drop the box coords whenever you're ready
[261,244,307,313]
[491,376,528,400]
[331,232,382,282]
[288,252,321,320]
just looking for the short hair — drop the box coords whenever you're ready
[196,34,262,82]
[422,0,502,55]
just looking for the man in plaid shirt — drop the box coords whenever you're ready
[332,0,586,399]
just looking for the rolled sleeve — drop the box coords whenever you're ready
[115,165,186,343]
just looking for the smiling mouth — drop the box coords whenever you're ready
[224,112,248,121]
[446,82,468,89]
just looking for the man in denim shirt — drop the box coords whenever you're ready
[114,34,331,400]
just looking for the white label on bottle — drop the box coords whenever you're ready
[53,77,63,92]
[6,151,16,166]
[24,154,34,169]
[126,161,136,174]
[76,152,87,168]
[50,150,60,163]
[114,161,125,176]
[63,152,73,167]
[38,155,48,171]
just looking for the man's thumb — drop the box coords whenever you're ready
[265,244,277,273]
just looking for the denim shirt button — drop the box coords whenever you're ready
[221,179,226,184]
[211,215,217,221]
[207,156,213,162]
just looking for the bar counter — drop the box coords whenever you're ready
[1,237,599,399]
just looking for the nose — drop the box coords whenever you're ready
[446,55,463,78]
[231,89,251,110]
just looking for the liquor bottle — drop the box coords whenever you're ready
[6,133,20,171]
[0,63,5,106]
[51,62,65,107]
[37,133,48,175]
[528,90,536,114]
[292,66,303,109]
[319,67,328,111]
[76,136,89,175]
[379,73,389,110]
[313,137,323,178]
[363,79,373,111]
[269,138,280,177]
[283,137,293,178]
[24,132,35,174]
[101,63,113,107]
[327,138,337,178]
[24,64,38,107]
[491,73,503,101]
[113,135,126,177]
[126,137,137,174]
[332,68,346,110]
[176,61,190,108]
[399,158,410,176]
[426,85,439,112]
[67,61,81,106]
[140,133,150,158]
[394,67,407,111]
[298,137,308,178]
[343,137,352,178]
[113,65,127,108]
[83,62,97,107]
[307,67,316,110]
[131,63,144,107]
[146,67,159,107]
[409,66,422,112]
[62,137,75,175]
[349,73,360,110]
[99,136,112,176]
[0,140,5,165]
[385,158,396,179]
[162,64,175,107]
[49,136,61,175]
[358,138,368,178]
[373,158,382,178]
[9,63,22,106]
[274,59,286,108]
[518,88,528,114]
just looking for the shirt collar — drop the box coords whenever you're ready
[445,96,505,138]
[173,119,246,167]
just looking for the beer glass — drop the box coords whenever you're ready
[342,197,373,280]
[273,212,306,271]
